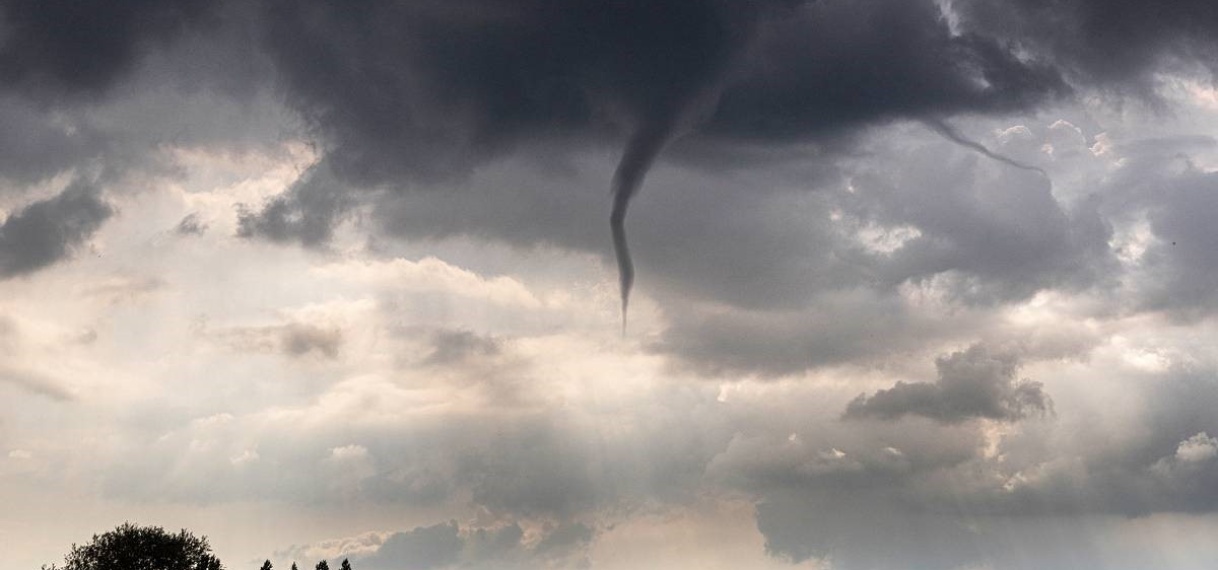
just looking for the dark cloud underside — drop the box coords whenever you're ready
[0,180,112,278]
[0,0,215,97]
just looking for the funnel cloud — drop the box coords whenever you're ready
[924,118,1048,176]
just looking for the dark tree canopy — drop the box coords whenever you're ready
[260,561,273,570]
[42,523,223,570]
[339,560,352,570]
[314,562,329,570]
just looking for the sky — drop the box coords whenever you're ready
[3,1,1218,569]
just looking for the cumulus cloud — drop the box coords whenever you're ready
[1174,432,1218,464]
[844,344,1052,423]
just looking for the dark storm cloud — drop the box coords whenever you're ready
[845,344,1052,423]
[705,0,1066,140]
[6,0,1216,323]
[0,0,216,98]
[363,123,1115,375]
[245,0,1071,316]
[959,0,1218,89]
[0,180,112,278]
[0,96,103,186]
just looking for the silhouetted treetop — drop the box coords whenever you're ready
[41,522,223,570]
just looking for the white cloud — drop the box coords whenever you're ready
[1175,432,1218,464]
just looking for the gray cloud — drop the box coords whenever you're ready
[355,521,592,570]
[754,493,1170,570]
[1136,169,1218,320]
[653,289,977,377]
[361,522,463,570]
[211,321,342,360]
[731,364,1218,569]
[174,213,207,236]
[845,344,1052,424]
[280,323,342,359]
[854,138,1117,304]
[0,180,112,278]
[0,0,216,98]
[959,0,1218,91]
[423,329,501,367]
[996,369,1218,518]
[0,96,103,186]
[237,163,351,247]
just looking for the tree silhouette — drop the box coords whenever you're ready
[339,560,352,570]
[41,522,223,570]
[290,564,298,570]
[260,561,273,570]
[315,562,329,570]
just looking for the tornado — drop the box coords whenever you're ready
[610,118,677,334]
[924,118,1047,176]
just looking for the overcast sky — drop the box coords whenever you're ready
[4,1,1218,569]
